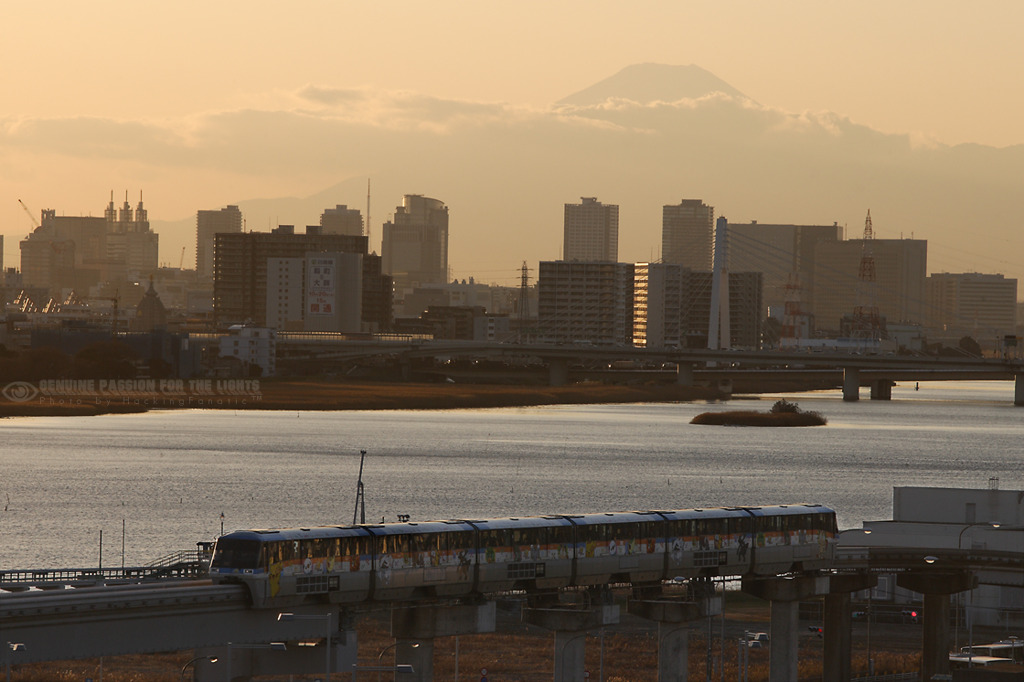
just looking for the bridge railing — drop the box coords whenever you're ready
[0,548,211,588]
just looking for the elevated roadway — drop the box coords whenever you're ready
[276,336,1024,402]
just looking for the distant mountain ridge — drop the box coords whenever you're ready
[557,63,751,106]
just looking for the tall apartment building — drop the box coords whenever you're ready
[811,238,927,334]
[537,260,634,345]
[563,197,618,262]
[196,205,242,279]
[662,199,713,269]
[382,195,449,303]
[926,272,1017,336]
[266,252,364,333]
[320,205,364,236]
[634,263,763,349]
[725,221,843,319]
[20,193,158,296]
[214,227,390,330]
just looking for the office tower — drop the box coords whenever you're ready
[104,192,159,282]
[926,272,1017,336]
[725,221,842,319]
[537,260,634,345]
[662,199,713,269]
[563,197,618,262]
[381,195,449,298]
[320,205,364,236]
[634,263,763,349]
[812,238,927,334]
[196,205,243,279]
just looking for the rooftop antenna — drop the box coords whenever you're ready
[352,450,367,525]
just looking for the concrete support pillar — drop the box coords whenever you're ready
[524,603,620,682]
[742,574,830,682]
[823,574,878,682]
[628,598,713,682]
[869,379,892,400]
[390,602,497,682]
[1015,374,1024,406]
[658,624,689,682]
[548,358,569,386]
[897,570,976,682]
[553,630,587,682]
[843,367,860,401]
[397,638,432,682]
[676,362,695,387]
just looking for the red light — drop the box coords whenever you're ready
[911,611,918,618]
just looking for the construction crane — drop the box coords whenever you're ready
[17,199,40,229]
[178,246,186,269]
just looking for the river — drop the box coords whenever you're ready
[1,381,1022,568]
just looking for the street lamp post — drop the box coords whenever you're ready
[957,522,999,667]
[278,612,332,681]
[180,655,218,681]
[376,642,420,682]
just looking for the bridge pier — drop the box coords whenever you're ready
[742,574,830,682]
[548,358,570,386]
[1016,374,1024,406]
[823,573,878,682]
[897,570,976,682]
[842,367,860,401]
[389,601,497,682]
[194,628,357,681]
[628,593,721,681]
[524,598,620,682]
[869,379,892,400]
[676,362,695,387]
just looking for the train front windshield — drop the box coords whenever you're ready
[211,538,263,570]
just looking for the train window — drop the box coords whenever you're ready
[549,525,572,545]
[211,539,263,569]
[582,524,607,543]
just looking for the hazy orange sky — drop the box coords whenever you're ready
[3,1,1022,285]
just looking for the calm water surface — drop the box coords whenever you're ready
[1,381,1022,568]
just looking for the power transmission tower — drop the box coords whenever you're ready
[517,261,531,342]
[851,210,881,346]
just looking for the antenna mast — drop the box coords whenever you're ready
[352,450,367,525]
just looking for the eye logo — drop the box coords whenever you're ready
[2,382,40,403]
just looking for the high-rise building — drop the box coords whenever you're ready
[725,221,842,319]
[381,195,449,303]
[214,226,384,328]
[811,238,927,334]
[320,205,364,236]
[266,252,364,333]
[20,193,157,296]
[563,197,618,262]
[634,263,763,349]
[537,260,634,345]
[196,205,242,279]
[926,272,1017,336]
[661,199,713,269]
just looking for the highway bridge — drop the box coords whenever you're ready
[2,540,1021,681]
[276,335,1024,403]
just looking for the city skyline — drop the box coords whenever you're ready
[3,3,1023,293]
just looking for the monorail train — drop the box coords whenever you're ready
[209,505,836,608]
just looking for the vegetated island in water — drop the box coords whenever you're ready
[691,399,827,427]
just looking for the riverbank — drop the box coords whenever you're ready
[0,380,729,417]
